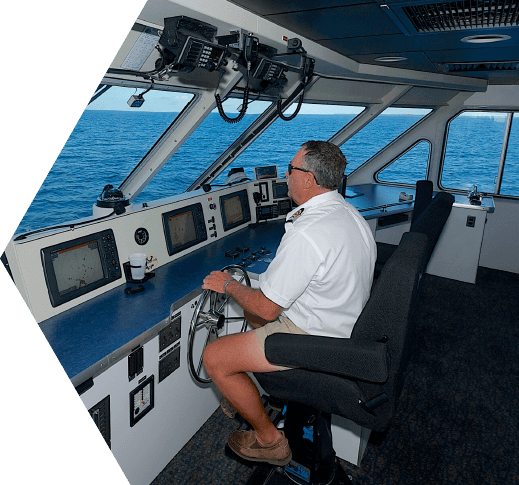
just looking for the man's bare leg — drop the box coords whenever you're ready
[203,330,282,444]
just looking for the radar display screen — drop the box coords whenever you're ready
[220,190,251,231]
[223,195,243,226]
[162,203,207,256]
[167,212,197,250]
[272,182,289,199]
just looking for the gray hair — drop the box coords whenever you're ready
[301,141,347,190]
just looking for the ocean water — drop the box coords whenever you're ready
[15,110,517,235]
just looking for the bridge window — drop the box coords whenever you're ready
[136,97,273,201]
[204,103,365,187]
[376,141,431,185]
[341,108,431,174]
[16,87,194,235]
[442,111,518,196]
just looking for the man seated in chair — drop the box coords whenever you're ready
[202,140,376,466]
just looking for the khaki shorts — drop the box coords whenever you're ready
[254,315,308,371]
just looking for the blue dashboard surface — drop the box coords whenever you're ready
[349,184,494,216]
[39,220,285,379]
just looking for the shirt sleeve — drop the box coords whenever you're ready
[259,229,323,308]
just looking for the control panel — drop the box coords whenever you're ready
[8,177,291,323]
[251,179,292,222]
[256,199,292,221]
[224,244,274,269]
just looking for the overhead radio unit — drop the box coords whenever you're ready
[252,58,286,82]
[158,16,228,73]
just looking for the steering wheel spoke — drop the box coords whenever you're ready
[188,265,251,384]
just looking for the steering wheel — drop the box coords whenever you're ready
[188,265,251,384]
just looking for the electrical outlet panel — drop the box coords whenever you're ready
[159,313,181,352]
[466,215,476,228]
[89,396,111,448]
[159,344,181,383]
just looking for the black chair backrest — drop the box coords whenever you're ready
[351,231,428,431]
[412,180,433,223]
[410,191,455,263]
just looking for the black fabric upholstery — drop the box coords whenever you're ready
[411,180,433,224]
[351,231,428,431]
[255,231,428,432]
[264,334,389,382]
[410,191,455,263]
[374,181,432,275]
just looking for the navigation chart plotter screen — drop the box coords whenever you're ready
[219,189,251,231]
[162,203,208,256]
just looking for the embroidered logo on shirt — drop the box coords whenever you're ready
[287,207,304,223]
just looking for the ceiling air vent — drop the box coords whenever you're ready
[442,61,519,71]
[403,0,519,33]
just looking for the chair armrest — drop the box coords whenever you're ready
[264,333,389,383]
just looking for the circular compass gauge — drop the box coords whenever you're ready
[135,227,149,246]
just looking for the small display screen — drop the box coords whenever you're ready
[224,195,244,226]
[220,190,251,231]
[273,182,289,199]
[162,203,207,256]
[278,199,292,215]
[166,211,197,251]
[254,165,278,180]
[51,241,105,296]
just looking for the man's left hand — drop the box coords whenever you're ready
[202,271,233,294]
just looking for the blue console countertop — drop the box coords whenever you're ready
[346,184,494,216]
[39,220,285,380]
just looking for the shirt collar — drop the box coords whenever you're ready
[285,190,340,222]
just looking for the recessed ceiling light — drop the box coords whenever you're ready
[461,34,511,44]
[374,56,408,62]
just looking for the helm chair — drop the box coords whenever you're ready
[251,231,428,485]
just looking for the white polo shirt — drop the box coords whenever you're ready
[259,190,376,338]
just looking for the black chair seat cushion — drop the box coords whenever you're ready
[255,368,380,429]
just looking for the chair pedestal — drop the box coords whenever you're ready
[243,402,353,485]
[283,403,336,484]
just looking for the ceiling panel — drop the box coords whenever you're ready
[320,33,422,55]
[265,4,402,41]
[348,51,439,73]
[226,0,519,83]
[230,0,367,16]
[410,27,519,52]
[427,46,519,64]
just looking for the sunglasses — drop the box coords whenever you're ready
[288,164,320,185]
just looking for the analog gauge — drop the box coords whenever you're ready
[135,227,149,246]
[130,375,154,427]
